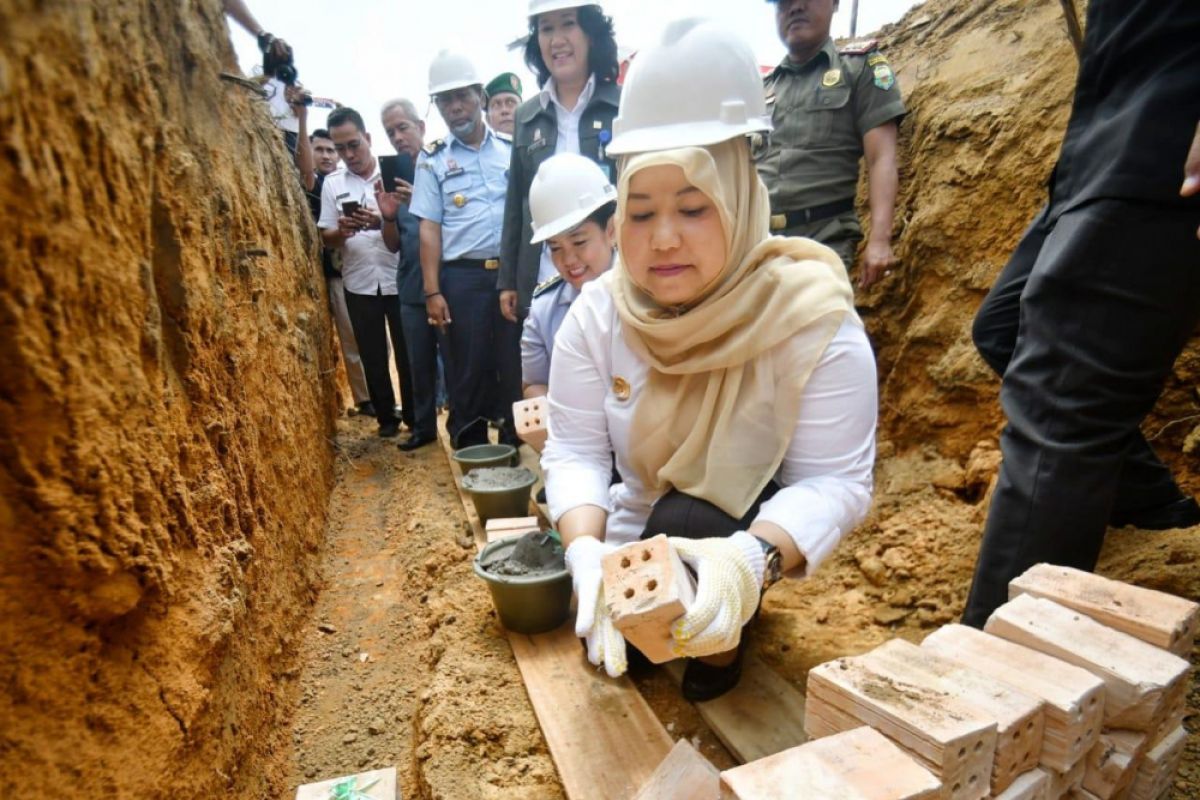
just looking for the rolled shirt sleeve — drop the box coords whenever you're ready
[520,308,551,387]
[409,154,443,224]
[541,298,616,521]
[754,319,877,576]
[317,173,340,230]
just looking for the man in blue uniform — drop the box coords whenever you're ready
[410,51,514,448]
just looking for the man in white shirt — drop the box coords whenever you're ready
[318,107,413,438]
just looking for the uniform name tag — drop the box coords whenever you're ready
[445,167,465,178]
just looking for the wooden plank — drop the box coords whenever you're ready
[806,655,997,800]
[604,535,696,664]
[632,739,721,800]
[865,639,1044,795]
[993,768,1049,800]
[984,595,1189,732]
[295,767,397,800]
[437,416,673,800]
[1082,729,1146,800]
[719,727,941,800]
[509,624,674,800]
[1009,564,1200,657]
[663,654,810,764]
[1125,725,1186,800]
[485,516,541,543]
[922,624,1104,773]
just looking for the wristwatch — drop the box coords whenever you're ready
[753,535,783,591]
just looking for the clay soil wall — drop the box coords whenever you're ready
[0,1,337,796]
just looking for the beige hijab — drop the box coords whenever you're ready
[611,138,858,518]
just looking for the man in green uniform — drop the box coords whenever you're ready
[758,0,905,289]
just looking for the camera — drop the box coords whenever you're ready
[258,32,299,86]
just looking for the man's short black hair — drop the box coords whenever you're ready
[310,128,332,142]
[326,107,366,134]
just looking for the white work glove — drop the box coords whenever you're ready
[668,531,766,659]
[564,536,627,678]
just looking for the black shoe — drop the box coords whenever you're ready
[1110,497,1200,530]
[378,421,400,438]
[398,433,436,451]
[681,648,744,702]
[357,401,377,417]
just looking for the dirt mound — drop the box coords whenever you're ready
[0,1,337,796]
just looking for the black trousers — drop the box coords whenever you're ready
[962,199,1200,626]
[441,263,501,448]
[399,302,439,439]
[343,288,414,429]
[640,485,780,542]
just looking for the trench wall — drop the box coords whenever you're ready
[0,0,336,795]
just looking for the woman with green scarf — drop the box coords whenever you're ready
[542,19,878,701]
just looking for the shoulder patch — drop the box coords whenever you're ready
[422,138,445,156]
[532,274,563,298]
[839,38,879,56]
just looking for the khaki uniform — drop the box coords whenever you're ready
[757,38,905,269]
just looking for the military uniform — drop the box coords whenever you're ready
[520,275,578,388]
[410,128,512,447]
[757,38,905,269]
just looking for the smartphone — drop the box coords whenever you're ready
[341,199,361,217]
[379,153,415,192]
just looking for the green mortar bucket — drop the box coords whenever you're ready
[452,443,518,476]
[473,537,572,634]
[461,467,537,525]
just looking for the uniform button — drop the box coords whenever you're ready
[822,97,831,105]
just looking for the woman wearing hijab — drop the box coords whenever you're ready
[496,2,621,426]
[541,19,878,701]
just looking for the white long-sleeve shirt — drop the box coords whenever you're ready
[542,278,877,577]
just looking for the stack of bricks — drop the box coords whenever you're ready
[750,564,1199,800]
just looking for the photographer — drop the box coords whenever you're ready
[223,0,302,151]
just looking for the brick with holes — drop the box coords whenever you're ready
[513,397,549,452]
[602,534,696,664]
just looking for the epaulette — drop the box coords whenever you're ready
[422,138,445,156]
[532,274,563,298]
[839,38,880,56]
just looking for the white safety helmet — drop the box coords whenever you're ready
[528,0,601,17]
[529,154,617,244]
[428,50,481,96]
[607,18,771,155]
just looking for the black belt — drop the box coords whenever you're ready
[769,198,856,231]
[445,257,500,270]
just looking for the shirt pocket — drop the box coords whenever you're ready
[442,173,483,220]
[799,83,852,147]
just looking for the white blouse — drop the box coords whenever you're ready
[541,277,877,577]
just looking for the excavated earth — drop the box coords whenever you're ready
[2,0,1197,798]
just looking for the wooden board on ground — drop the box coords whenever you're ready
[437,418,673,800]
[806,655,997,800]
[632,739,721,800]
[485,516,541,543]
[663,654,810,764]
[921,624,1105,773]
[296,767,397,800]
[985,595,1190,732]
[509,624,675,800]
[718,726,941,800]
[1009,563,1200,657]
